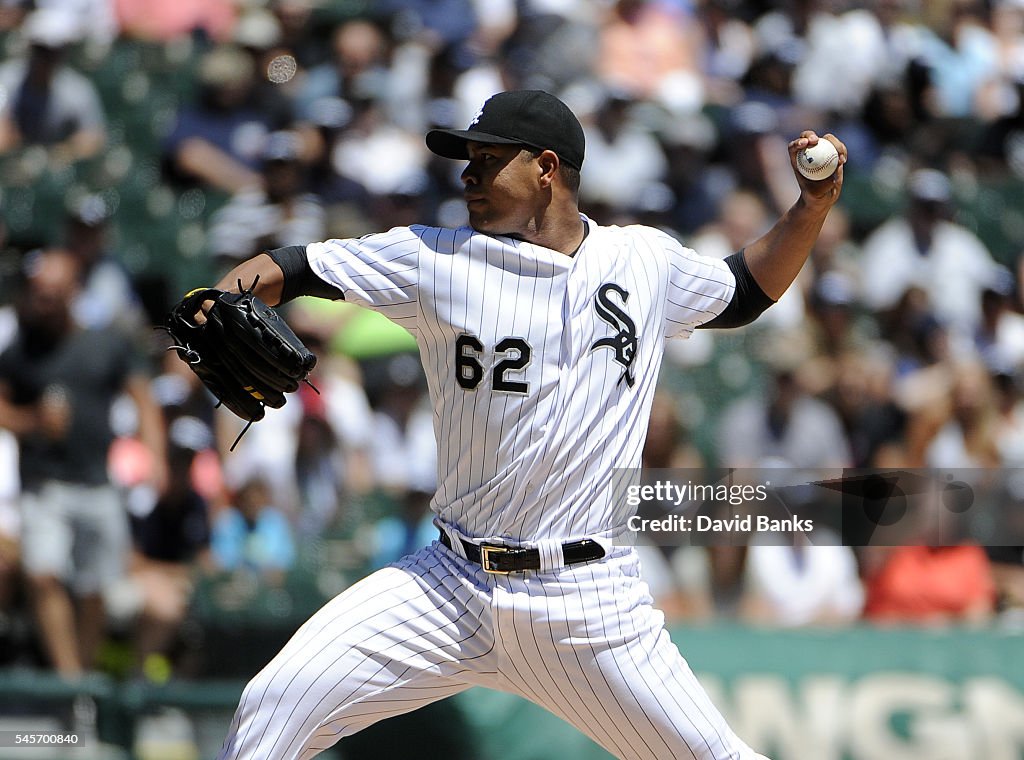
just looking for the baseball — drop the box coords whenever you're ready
[796,139,839,180]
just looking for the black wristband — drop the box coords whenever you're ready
[265,245,345,304]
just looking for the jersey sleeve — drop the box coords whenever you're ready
[305,226,421,334]
[660,232,736,339]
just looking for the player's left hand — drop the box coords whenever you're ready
[163,282,318,445]
[790,131,846,208]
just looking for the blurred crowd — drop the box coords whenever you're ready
[0,0,1023,687]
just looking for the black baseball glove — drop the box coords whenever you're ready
[165,280,317,446]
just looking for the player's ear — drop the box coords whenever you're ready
[537,150,559,187]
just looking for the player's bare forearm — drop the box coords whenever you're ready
[213,253,286,306]
[743,132,846,301]
[743,196,832,300]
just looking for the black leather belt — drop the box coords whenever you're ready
[439,530,605,574]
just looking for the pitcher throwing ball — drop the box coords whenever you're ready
[203,90,845,760]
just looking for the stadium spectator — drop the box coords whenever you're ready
[207,130,325,275]
[794,268,872,399]
[978,67,1024,180]
[695,0,755,107]
[210,476,296,580]
[269,0,329,71]
[578,87,669,219]
[655,111,721,235]
[992,367,1024,471]
[973,268,1024,377]
[643,390,705,471]
[597,0,704,115]
[857,463,997,627]
[862,543,996,625]
[804,272,861,359]
[61,195,147,335]
[689,189,770,264]
[971,0,1024,121]
[0,8,106,163]
[716,346,853,469]
[858,75,925,170]
[162,45,288,194]
[325,90,430,205]
[982,480,1024,625]
[859,168,1004,338]
[364,169,439,231]
[373,0,478,56]
[463,0,517,59]
[868,0,935,83]
[907,359,1002,468]
[128,416,211,675]
[884,286,951,383]
[823,348,907,469]
[721,96,802,219]
[290,382,348,540]
[802,204,860,293]
[913,0,1000,120]
[148,347,226,509]
[0,2,27,34]
[741,533,865,627]
[233,9,305,138]
[302,96,371,220]
[490,1,598,97]
[365,352,437,500]
[296,19,391,123]
[0,250,165,677]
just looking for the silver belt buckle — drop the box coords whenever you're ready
[480,544,511,574]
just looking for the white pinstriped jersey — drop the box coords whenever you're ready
[305,216,735,543]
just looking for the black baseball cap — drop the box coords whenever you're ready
[426,90,585,171]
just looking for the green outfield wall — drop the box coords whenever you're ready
[460,624,1024,760]
[1,624,1022,760]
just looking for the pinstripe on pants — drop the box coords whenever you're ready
[217,541,763,760]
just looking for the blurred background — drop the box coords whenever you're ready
[0,0,1023,758]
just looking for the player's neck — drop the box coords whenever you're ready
[518,206,586,256]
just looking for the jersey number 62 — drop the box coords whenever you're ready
[455,334,532,395]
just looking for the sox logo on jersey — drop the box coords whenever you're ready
[591,283,637,388]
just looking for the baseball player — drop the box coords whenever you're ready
[209,90,845,760]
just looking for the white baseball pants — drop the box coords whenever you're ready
[217,541,766,760]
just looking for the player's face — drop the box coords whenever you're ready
[461,142,541,236]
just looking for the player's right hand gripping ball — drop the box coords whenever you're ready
[165,283,317,426]
[796,139,839,181]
